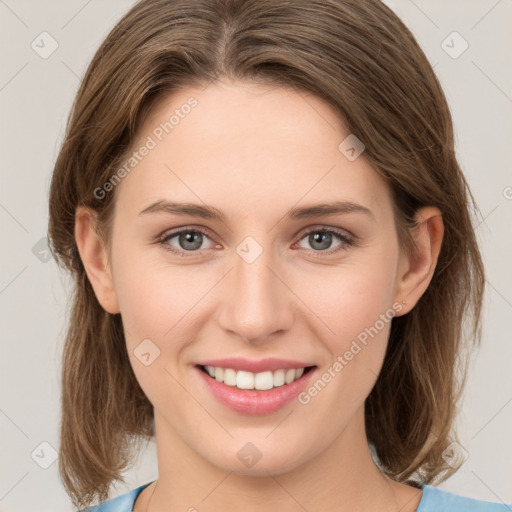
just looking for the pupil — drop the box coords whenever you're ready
[180,231,202,250]
[310,232,331,250]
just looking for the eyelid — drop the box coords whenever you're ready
[156,224,356,257]
[158,225,212,240]
[296,224,353,240]
[154,226,215,259]
[293,225,355,254]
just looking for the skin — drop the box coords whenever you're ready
[75,79,443,512]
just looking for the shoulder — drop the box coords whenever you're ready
[417,484,512,512]
[79,482,153,512]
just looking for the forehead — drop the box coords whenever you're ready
[115,80,392,220]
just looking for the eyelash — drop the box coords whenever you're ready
[156,225,355,258]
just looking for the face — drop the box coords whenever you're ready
[101,80,410,475]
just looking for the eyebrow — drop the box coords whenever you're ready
[138,199,374,221]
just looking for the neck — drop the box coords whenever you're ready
[142,406,422,512]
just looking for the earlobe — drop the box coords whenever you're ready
[74,206,120,314]
[393,206,444,316]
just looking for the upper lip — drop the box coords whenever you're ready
[195,357,316,373]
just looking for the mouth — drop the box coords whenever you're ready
[197,364,316,391]
[194,362,318,415]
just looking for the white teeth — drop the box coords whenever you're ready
[236,370,254,390]
[223,368,237,386]
[203,365,309,390]
[214,367,224,382]
[254,371,274,390]
[285,369,296,384]
[273,369,285,387]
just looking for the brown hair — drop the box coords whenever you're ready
[48,0,485,508]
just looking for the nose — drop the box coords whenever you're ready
[217,244,295,344]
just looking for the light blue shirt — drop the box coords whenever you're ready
[81,481,511,511]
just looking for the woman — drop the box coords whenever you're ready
[47,0,509,510]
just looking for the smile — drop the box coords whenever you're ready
[199,365,315,391]
[195,359,318,415]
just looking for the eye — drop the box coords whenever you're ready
[158,227,218,256]
[295,227,354,255]
[156,225,355,258]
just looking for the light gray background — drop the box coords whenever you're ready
[0,1,511,510]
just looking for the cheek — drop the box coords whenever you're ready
[110,239,220,391]
[112,260,195,404]
[301,254,398,343]
[111,235,198,339]
[293,248,399,407]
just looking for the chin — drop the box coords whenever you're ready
[204,441,311,477]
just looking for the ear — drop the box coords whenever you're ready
[393,206,444,316]
[74,206,120,314]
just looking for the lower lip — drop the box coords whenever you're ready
[196,366,316,415]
